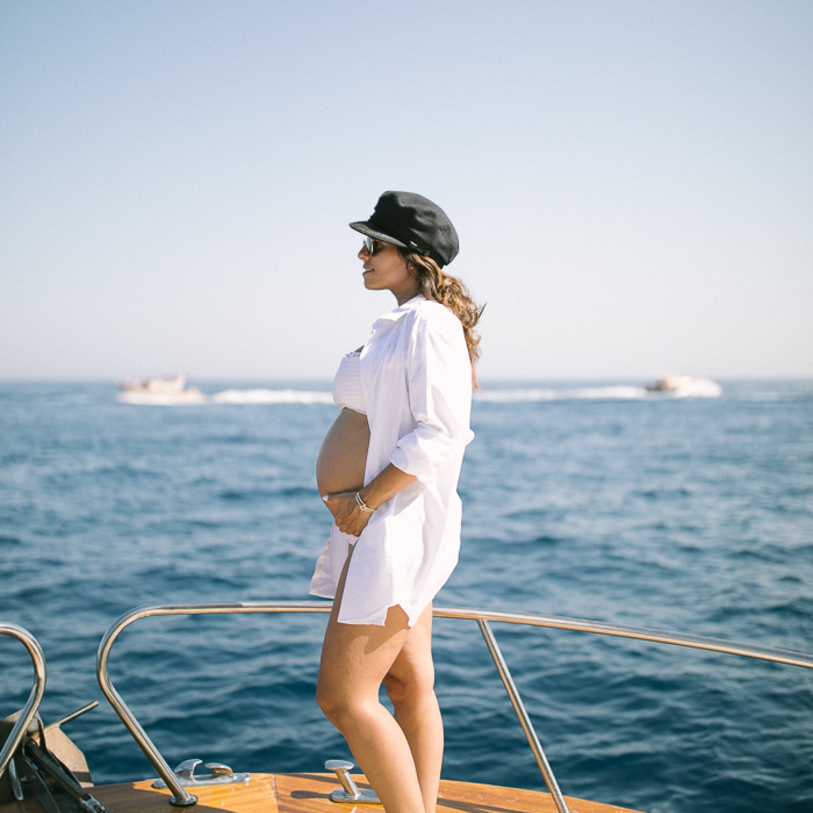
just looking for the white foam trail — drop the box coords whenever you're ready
[475,386,647,402]
[117,387,333,406]
[475,379,722,403]
[210,388,334,405]
[117,391,207,406]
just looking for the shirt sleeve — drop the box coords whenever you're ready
[389,306,475,483]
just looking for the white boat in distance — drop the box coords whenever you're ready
[116,375,205,405]
[645,374,722,397]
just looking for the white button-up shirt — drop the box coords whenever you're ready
[310,295,474,625]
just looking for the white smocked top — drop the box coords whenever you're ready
[332,351,366,415]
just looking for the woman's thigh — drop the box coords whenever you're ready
[317,549,413,705]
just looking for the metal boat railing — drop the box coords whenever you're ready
[0,623,47,778]
[96,602,813,812]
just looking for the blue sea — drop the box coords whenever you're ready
[1,379,812,813]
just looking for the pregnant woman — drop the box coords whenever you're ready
[311,191,481,813]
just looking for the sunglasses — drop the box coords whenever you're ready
[362,236,382,255]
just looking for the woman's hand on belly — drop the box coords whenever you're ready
[322,491,372,537]
[320,490,357,520]
[323,464,418,536]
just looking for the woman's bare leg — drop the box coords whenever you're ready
[317,548,428,813]
[383,603,442,813]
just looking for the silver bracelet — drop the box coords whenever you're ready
[355,492,375,513]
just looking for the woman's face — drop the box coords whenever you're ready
[358,240,419,305]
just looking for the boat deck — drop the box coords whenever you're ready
[0,773,643,813]
[34,773,641,813]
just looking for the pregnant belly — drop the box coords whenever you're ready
[316,409,370,499]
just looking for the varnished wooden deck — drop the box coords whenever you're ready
[71,773,644,813]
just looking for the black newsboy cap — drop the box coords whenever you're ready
[350,191,459,267]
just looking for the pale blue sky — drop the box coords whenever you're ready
[1,1,811,382]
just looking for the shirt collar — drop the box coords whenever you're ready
[371,295,425,330]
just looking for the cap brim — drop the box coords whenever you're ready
[349,221,408,248]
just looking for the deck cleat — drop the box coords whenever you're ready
[151,759,250,789]
[325,760,380,804]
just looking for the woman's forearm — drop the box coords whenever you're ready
[358,463,417,511]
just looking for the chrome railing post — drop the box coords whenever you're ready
[0,623,47,779]
[477,619,570,813]
[97,608,198,807]
[96,601,331,807]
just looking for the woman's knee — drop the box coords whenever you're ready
[316,676,347,724]
[317,672,373,729]
[383,668,435,707]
